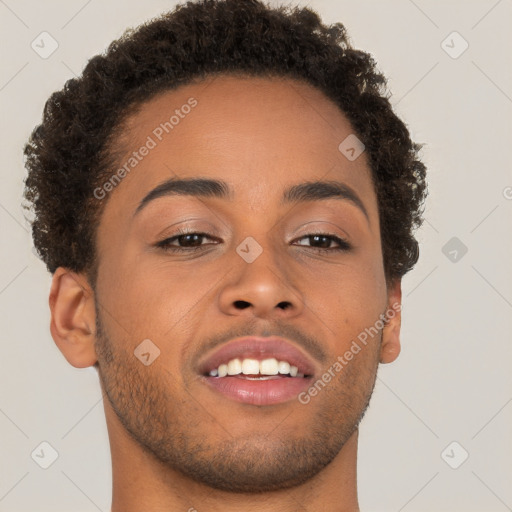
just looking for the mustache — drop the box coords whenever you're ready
[189,321,328,366]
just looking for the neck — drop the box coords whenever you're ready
[105,396,360,512]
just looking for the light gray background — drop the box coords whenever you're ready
[1,0,511,511]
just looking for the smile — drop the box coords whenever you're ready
[198,337,318,406]
[207,357,306,378]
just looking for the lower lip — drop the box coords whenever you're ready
[201,375,312,406]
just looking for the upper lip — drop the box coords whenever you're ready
[197,336,318,377]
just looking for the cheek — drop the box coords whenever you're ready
[97,255,220,340]
[306,257,386,320]
[96,228,386,345]
[301,258,387,359]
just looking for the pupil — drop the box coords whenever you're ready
[182,234,201,246]
[312,235,329,248]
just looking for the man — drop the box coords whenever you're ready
[23,0,427,510]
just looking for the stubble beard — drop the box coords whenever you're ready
[94,306,380,493]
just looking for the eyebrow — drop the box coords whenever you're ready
[133,177,369,222]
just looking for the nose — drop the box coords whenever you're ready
[218,239,304,320]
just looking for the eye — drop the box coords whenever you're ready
[155,230,352,254]
[155,230,218,252]
[293,233,351,253]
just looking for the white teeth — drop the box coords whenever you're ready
[260,358,279,375]
[242,358,260,375]
[227,358,242,375]
[278,361,291,375]
[218,363,228,377]
[208,358,305,377]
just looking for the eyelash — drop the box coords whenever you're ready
[155,229,352,254]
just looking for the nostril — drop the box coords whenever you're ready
[234,300,251,309]
[232,300,292,310]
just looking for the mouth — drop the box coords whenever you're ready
[197,337,317,406]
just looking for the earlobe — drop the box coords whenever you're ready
[379,278,402,364]
[380,337,401,363]
[49,267,98,368]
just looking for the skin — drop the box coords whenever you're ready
[48,74,402,512]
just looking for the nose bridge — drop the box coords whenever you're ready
[232,203,283,267]
[236,232,284,286]
[218,228,303,318]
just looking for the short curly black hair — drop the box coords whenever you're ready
[23,0,427,287]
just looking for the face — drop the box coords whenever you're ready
[89,74,400,493]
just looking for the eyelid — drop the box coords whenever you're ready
[292,220,349,238]
[292,233,352,251]
[153,218,219,238]
[153,218,353,250]
[155,229,218,247]
[155,230,352,254]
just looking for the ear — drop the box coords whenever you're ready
[49,267,97,368]
[379,278,402,364]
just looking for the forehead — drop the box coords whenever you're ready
[102,74,376,218]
